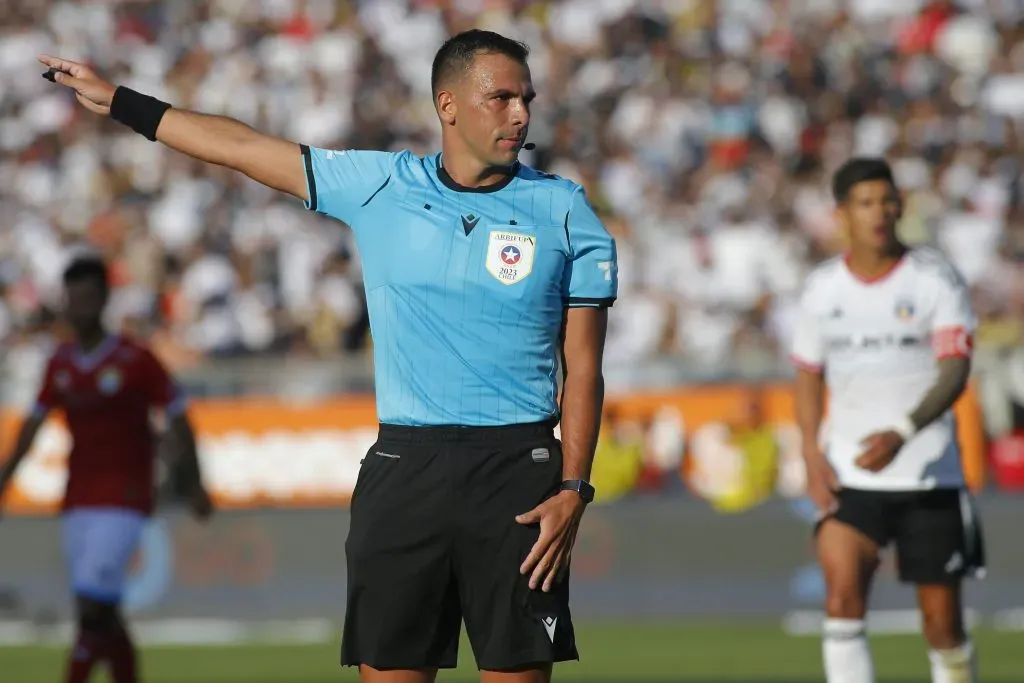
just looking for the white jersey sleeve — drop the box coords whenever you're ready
[789,272,827,372]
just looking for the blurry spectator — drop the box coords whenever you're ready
[0,0,1021,380]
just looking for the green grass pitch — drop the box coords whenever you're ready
[0,622,1020,682]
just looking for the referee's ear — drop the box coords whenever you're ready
[436,90,456,126]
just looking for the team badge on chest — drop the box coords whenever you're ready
[486,230,536,285]
[96,366,123,395]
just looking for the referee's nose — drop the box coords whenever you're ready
[511,95,530,130]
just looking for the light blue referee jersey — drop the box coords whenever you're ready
[301,146,618,427]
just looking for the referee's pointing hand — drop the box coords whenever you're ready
[517,489,586,592]
[38,55,116,115]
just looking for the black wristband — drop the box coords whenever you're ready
[109,86,171,141]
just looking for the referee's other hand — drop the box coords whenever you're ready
[516,490,585,592]
[38,55,116,116]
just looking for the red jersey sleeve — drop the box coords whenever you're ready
[32,355,61,419]
[137,348,188,416]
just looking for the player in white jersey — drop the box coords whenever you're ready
[791,159,983,683]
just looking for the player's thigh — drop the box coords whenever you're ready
[343,441,460,669]
[456,434,577,672]
[894,488,985,585]
[61,507,145,602]
[480,663,552,683]
[816,490,885,616]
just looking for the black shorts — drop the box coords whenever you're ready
[341,420,578,671]
[820,487,986,585]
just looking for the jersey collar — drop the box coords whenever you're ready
[435,154,519,194]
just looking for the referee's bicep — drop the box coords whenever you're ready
[301,146,397,224]
[563,188,618,308]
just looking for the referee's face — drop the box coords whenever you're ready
[453,52,534,167]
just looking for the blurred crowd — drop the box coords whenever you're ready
[2,0,1024,375]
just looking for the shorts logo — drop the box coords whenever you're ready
[96,367,122,395]
[375,451,400,459]
[945,551,963,574]
[541,616,557,643]
[486,231,535,285]
[531,448,550,463]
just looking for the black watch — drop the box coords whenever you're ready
[560,479,595,504]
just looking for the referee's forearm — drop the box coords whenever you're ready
[559,371,604,481]
[153,109,306,198]
[155,109,258,166]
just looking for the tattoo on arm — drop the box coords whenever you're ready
[909,357,970,431]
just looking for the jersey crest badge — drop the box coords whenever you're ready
[486,230,536,285]
[894,297,915,321]
[97,366,123,395]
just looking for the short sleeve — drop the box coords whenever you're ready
[138,349,188,417]
[562,187,618,307]
[789,284,825,372]
[301,146,397,225]
[31,357,59,419]
[930,264,976,360]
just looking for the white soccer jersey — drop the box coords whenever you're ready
[790,248,975,491]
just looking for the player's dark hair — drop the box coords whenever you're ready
[431,29,530,96]
[62,256,109,296]
[832,158,897,203]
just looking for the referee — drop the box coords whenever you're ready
[41,29,617,683]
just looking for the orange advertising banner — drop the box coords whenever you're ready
[0,384,987,515]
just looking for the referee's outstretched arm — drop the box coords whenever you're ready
[39,55,309,202]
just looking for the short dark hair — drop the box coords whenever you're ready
[832,158,897,202]
[63,255,109,294]
[431,29,530,96]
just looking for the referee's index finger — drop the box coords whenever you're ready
[37,55,87,78]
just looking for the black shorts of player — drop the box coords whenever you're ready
[817,487,986,585]
[341,420,578,671]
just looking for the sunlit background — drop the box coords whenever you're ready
[1,0,1024,681]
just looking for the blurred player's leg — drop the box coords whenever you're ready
[480,663,552,683]
[358,666,438,683]
[895,489,982,683]
[816,515,881,683]
[61,508,145,683]
[917,584,975,683]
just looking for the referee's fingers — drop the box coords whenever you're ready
[38,55,89,81]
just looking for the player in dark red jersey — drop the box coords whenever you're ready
[0,256,212,683]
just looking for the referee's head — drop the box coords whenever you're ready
[431,29,534,174]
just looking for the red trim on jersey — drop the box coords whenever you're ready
[933,326,973,359]
[789,355,824,373]
[842,251,907,285]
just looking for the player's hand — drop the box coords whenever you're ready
[37,55,117,116]
[187,487,214,522]
[804,451,839,517]
[516,490,586,592]
[854,430,904,472]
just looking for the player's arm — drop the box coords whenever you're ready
[0,413,47,500]
[39,55,306,199]
[900,268,975,437]
[0,359,59,503]
[789,279,838,512]
[138,349,213,519]
[163,411,212,520]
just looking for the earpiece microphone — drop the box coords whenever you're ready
[523,143,536,151]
